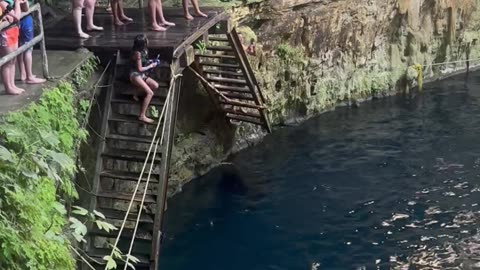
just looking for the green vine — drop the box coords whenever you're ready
[0,57,103,270]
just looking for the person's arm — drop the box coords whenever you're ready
[134,51,156,72]
[0,2,9,29]
[20,0,28,13]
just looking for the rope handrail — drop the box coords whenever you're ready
[122,80,174,270]
[103,65,183,270]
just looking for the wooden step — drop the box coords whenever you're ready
[208,36,229,42]
[221,93,255,101]
[97,207,154,224]
[90,226,153,242]
[196,53,236,60]
[213,84,250,93]
[100,170,160,184]
[111,95,165,106]
[222,108,261,119]
[219,100,261,109]
[106,133,156,144]
[102,148,162,163]
[96,191,156,203]
[89,244,151,257]
[200,61,240,69]
[109,113,160,126]
[206,45,233,52]
[227,114,263,126]
[207,76,247,85]
[202,69,243,77]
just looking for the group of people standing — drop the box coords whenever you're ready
[0,0,46,95]
[74,0,207,38]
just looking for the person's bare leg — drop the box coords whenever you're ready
[111,0,123,25]
[23,49,46,84]
[190,0,206,17]
[148,0,165,31]
[156,0,174,26]
[118,0,132,22]
[2,55,22,95]
[85,0,103,31]
[182,0,193,20]
[72,0,90,38]
[130,76,154,123]
[17,53,26,81]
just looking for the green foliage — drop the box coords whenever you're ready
[0,58,98,269]
[276,43,306,64]
[195,40,208,55]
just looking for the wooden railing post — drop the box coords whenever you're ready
[36,4,49,79]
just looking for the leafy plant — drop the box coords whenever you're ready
[0,58,99,269]
[276,43,305,64]
[195,40,208,55]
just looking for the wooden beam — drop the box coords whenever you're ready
[151,62,183,270]
[179,45,195,68]
[173,12,228,58]
[208,18,232,35]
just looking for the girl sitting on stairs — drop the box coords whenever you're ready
[130,34,160,124]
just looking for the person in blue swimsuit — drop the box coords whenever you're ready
[130,34,160,124]
[17,0,45,84]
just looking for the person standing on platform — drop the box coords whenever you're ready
[182,0,206,20]
[17,0,46,84]
[110,0,132,26]
[0,0,24,95]
[72,0,103,39]
[148,0,174,31]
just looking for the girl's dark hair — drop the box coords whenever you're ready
[132,34,148,52]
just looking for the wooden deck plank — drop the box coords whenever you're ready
[45,7,225,57]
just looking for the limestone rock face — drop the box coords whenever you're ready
[168,0,480,195]
[231,0,480,124]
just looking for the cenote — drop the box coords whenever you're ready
[160,72,480,270]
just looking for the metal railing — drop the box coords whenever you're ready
[0,3,49,78]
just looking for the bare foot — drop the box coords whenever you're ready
[6,86,24,95]
[139,115,154,124]
[26,77,46,84]
[160,20,175,26]
[78,31,90,39]
[19,74,27,81]
[115,20,124,26]
[194,11,208,18]
[106,6,112,13]
[185,13,194,20]
[149,24,166,31]
[86,25,104,31]
[121,15,133,22]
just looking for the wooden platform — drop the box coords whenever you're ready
[45,7,226,59]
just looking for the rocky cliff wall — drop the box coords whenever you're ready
[167,0,480,196]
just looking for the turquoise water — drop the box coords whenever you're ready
[160,72,480,269]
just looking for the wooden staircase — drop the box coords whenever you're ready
[80,21,270,270]
[81,51,180,270]
[194,27,272,133]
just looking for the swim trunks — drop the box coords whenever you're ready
[19,15,33,46]
[0,25,19,48]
